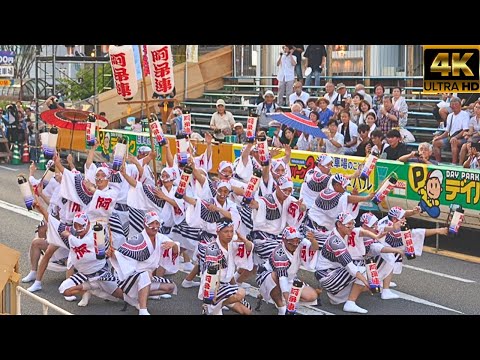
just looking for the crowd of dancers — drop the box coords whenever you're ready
[20,131,448,315]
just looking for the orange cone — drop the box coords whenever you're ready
[22,142,30,163]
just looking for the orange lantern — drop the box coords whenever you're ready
[109,45,138,101]
[146,45,175,97]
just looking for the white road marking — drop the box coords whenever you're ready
[0,199,43,221]
[391,290,464,314]
[403,264,475,283]
[0,165,17,171]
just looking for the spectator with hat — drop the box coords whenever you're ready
[332,83,351,109]
[210,99,235,141]
[317,97,334,129]
[233,122,247,144]
[256,90,280,131]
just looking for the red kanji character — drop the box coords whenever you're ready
[153,62,171,78]
[96,196,113,210]
[116,82,132,98]
[151,47,169,62]
[236,244,245,258]
[154,77,173,94]
[72,244,91,260]
[113,67,130,82]
[110,53,126,67]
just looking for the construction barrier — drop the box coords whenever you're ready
[10,143,20,165]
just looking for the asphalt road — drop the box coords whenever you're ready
[1,163,479,315]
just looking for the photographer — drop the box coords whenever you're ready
[276,45,297,106]
[209,99,235,141]
[463,142,480,169]
[45,95,64,110]
[398,142,438,165]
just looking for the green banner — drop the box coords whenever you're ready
[94,129,162,162]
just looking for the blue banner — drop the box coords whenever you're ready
[0,51,15,65]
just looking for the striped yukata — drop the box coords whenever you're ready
[299,168,331,208]
[58,229,119,299]
[110,230,177,308]
[186,196,241,268]
[198,238,252,312]
[314,229,366,305]
[251,192,305,265]
[308,189,348,232]
[377,216,427,275]
[256,239,317,303]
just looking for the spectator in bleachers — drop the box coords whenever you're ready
[463,142,480,169]
[131,117,142,132]
[355,83,372,106]
[357,100,372,125]
[323,82,338,111]
[348,92,364,124]
[276,45,297,106]
[306,97,320,115]
[233,122,247,144]
[317,97,334,129]
[370,129,388,159]
[365,110,377,137]
[319,118,344,155]
[391,87,408,128]
[279,127,299,148]
[210,99,235,141]
[432,97,470,164]
[398,142,438,165]
[354,124,372,157]
[338,110,358,155]
[309,111,320,127]
[332,83,351,109]
[384,129,409,161]
[256,90,280,131]
[296,131,315,151]
[377,95,399,136]
[459,101,480,164]
[372,83,385,115]
[292,45,305,82]
[289,81,310,107]
[432,93,454,128]
[303,45,327,95]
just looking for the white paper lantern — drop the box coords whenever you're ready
[109,45,138,100]
[146,45,175,97]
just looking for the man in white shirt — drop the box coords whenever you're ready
[323,82,338,111]
[432,97,470,164]
[355,84,372,106]
[320,119,344,155]
[276,45,297,106]
[288,81,310,107]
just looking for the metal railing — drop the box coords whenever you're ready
[16,286,72,315]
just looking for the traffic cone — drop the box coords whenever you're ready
[38,151,46,170]
[22,142,30,163]
[11,143,21,165]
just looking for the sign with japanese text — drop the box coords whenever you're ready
[146,45,175,96]
[109,45,139,100]
[0,51,15,65]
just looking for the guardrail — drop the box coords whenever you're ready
[16,286,72,315]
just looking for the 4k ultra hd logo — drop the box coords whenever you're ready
[424,45,480,93]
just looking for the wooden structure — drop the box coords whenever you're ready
[0,244,20,315]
